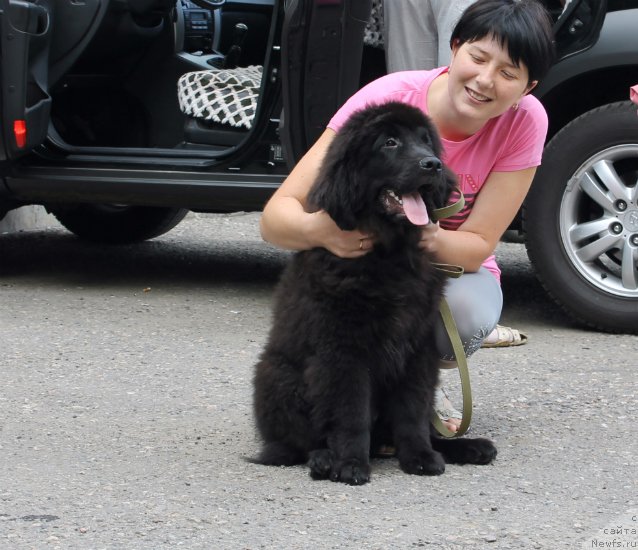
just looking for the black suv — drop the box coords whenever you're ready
[1,0,637,334]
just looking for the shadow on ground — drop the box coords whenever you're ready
[1,227,581,331]
[0,229,289,289]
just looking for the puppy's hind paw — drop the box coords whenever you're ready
[461,437,497,465]
[253,441,305,466]
[433,437,497,465]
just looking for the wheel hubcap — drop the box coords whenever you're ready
[560,144,638,298]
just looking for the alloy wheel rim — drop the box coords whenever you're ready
[560,144,638,299]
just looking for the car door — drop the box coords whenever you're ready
[279,0,371,167]
[0,0,52,162]
[1,0,110,166]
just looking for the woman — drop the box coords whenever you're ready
[260,0,556,432]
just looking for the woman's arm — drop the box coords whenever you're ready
[260,128,372,257]
[420,166,537,271]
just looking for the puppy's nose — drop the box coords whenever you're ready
[419,156,442,172]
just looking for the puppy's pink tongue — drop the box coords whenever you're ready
[402,191,429,225]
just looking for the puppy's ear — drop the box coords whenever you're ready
[308,151,361,231]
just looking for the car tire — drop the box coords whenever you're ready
[51,204,189,244]
[523,101,638,334]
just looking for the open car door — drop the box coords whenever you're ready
[279,0,371,167]
[0,0,52,163]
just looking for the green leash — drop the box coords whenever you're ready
[431,292,473,438]
[430,192,465,223]
[429,192,472,438]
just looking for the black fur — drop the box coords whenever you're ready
[253,102,497,485]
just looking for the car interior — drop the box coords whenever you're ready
[46,0,276,156]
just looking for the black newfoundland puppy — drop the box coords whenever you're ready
[253,102,496,485]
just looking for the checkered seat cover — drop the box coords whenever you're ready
[177,65,263,130]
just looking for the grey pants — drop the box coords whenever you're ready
[434,267,503,361]
[383,0,476,72]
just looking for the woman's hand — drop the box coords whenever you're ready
[307,210,373,258]
[418,222,441,255]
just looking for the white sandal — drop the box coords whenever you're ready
[481,324,528,348]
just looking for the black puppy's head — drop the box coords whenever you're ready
[308,101,457,231]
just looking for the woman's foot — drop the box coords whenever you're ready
[481,324,528,348]
[434,387,462,433]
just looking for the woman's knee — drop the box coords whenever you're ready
[435,269,503,360]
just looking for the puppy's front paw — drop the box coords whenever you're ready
[308,451,370,485]
[399,449,445,476]
[330,458,371,486]
[308,449,335,480]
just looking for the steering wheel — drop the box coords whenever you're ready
[188,0,224,9]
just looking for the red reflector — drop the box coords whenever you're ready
[14,120,27,148]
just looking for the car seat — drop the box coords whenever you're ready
[177,64,262,146]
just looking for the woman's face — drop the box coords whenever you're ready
[448,35,537,123]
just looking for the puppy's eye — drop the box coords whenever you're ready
[384,138,399,148]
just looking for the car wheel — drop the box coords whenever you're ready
[523,101,638,334]
[51,204,189,244]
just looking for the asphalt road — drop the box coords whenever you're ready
[1,212,636,549]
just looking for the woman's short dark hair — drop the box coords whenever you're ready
[450,0,556,83]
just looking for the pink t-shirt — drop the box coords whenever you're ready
[327,67,549,281]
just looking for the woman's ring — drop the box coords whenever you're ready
[359,239,364,250]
